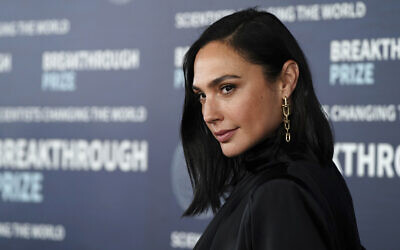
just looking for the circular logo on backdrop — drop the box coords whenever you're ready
[171,143,212,219]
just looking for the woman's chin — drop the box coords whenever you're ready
[220,144,244,158]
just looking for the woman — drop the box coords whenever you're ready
[180,8,366,250]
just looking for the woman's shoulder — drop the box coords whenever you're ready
[249,168,320,211]
[244,161,326,218]
[251,159,337,192]
[244,169,335,249]
[253,159,344,195]
[245,159,364,250]
[247,159,345,219]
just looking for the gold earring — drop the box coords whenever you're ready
[282,96,290,142]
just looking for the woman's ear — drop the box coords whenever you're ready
[279,59,299,99]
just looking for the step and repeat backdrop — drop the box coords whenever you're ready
[0,0,399,249]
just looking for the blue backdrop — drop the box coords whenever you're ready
[0,1,399,249]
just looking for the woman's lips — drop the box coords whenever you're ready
[214,128,238,143]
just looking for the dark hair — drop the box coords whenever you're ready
[180,8,334,217]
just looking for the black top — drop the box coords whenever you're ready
[193,159,366,250]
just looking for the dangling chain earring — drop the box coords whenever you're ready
[282,96,291,142]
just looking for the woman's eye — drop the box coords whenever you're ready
[221,84,235,94]
[198,93,206,102]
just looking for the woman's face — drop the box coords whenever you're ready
[192,41,283,157]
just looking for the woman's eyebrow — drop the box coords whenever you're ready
[192,74,241,91]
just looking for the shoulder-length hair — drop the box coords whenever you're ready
[180,8,334,217]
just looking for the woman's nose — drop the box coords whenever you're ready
[202,97,222,124]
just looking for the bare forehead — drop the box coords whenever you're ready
[195,41,246,67]
[193,42,249,88]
